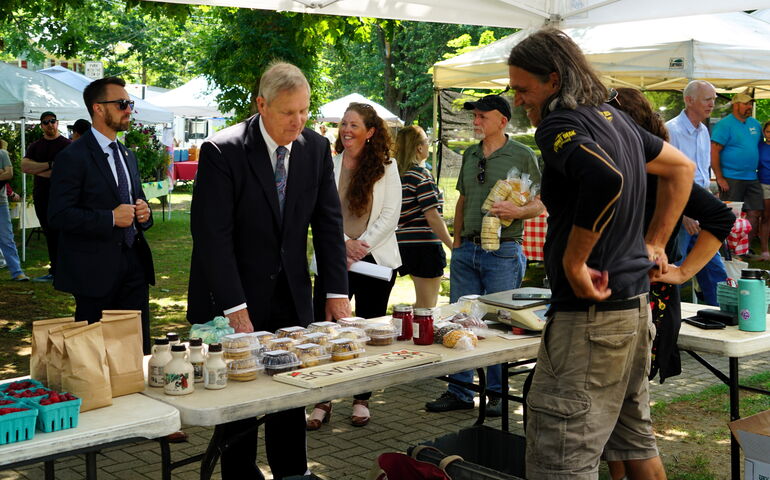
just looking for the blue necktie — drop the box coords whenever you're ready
[275,146,288,215]
[109,142,136,247]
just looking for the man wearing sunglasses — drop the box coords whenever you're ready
[21,111,71,282]
[426,94,544,416]
[48,77,155,355]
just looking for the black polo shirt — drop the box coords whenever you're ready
[535,104,663,309]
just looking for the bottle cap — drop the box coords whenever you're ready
[154,337,169,345]
[171,344,187,352]
[741,269,764,280]
[394,304,413,312]
[166,332,179,342]
[189,337,203,346]
[208,343,222,352]
[414,308,434,317]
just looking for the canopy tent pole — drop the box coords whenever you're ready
[20,118,26,262]
[432,88,439,181]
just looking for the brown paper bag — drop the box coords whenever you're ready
[30,317,74,384]
[101,313,145,397]
[46,321,88,392]
[62,323,113,412]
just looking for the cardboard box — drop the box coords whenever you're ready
[729,409,770,479]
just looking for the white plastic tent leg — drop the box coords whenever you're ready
[432,88,439,180]
[20,118,26,262]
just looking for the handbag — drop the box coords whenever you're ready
[367,446,461,480]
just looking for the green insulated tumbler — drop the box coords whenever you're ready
[738,269,767,332]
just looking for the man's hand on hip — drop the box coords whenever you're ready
[681,216,700,236]
[325,297,352,321]
[113,204,136,227]
[226,308,254,333]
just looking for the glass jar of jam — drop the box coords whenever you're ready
[393,304,414,341]
[413,308,434,346]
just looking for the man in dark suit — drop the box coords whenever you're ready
[187,62,350,479]
[49,77,155,354]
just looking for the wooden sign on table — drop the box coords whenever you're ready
[272,349,441,388]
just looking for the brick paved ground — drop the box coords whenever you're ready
[2,350,768,480]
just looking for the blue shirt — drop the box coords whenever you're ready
[759,141,770,185]
[711,113,762,181]
[666,109,711,188]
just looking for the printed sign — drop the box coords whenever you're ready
[85,61,104,80]
[272,349,441,388]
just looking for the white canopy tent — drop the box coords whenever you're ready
[0,63,90,260]
[143,0,770,30]
[317,93,404,126]
[38,66,174,124]
[433,11,770,95]
[146,76,227,118]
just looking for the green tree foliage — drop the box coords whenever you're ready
[325,22,513,126]
[0,0,197,88]
[196,9,368,121]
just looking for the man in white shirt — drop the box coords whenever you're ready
[666,80,727,305]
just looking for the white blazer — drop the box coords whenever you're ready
[333,153,402,269]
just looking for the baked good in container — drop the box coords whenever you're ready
[364,323,398,346]
[301,332,331,347]
[252,331,275,345]
[221,333,261,359]
[295,343,329,367]
[329,338,363,361]
[307,321,341,337]
[227,355,263,381]
[338,317,367,329]
[265,337,297,352]
[433,323,463,344]
[262,350,301,376]
[275,326,309,340]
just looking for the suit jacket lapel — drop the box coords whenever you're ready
[84,131,122,203]
[243,115,282,227]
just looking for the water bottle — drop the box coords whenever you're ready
[738,269,767,332]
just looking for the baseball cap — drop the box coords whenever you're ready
[40,111,56,121]
[731,92,755,104]
[463,95,512,120]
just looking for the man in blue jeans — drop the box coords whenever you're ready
[425,95,543,416]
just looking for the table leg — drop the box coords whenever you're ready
[474,368,487,426]
[502,362,509,432]
[44,460,54,480]
[200,425,226,480]
[729,357,740,480]
[85,452,97,480]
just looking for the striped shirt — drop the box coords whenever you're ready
[397,165,443,245]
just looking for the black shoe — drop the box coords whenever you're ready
[425,392,474,412]
[486,397,502,417]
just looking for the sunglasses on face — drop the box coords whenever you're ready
[41,119,57,126]
[477,158,486,184]
[97,99,135,111]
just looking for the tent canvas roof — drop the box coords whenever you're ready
[0,63,88,121]
[143,0,770,30]
[317,93,404,126]
[38,66,174,124]
[433,12,770,96]
[146,76,227,118]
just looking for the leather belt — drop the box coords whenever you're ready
[464,235,519,245]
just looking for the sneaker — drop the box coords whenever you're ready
[486,396,502,417]
[12,273,30,282]
[32,274,54,282]
[425,392,474,412]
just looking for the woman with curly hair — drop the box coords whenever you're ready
[308,102,402,429]
[395,125,452,307]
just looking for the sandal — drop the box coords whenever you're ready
[351,399,370,427]
[306,402,332,431]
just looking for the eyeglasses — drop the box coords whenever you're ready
[97,99,135,111]
[607,88,621,108]
[41,119,57,126]
[477,158,486,184]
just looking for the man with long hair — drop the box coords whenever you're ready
[508,29,694,478]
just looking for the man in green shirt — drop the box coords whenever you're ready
[426,94,544,415]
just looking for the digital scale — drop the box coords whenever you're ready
[479,287,551,331]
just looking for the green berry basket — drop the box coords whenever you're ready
[0,401,38,445]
